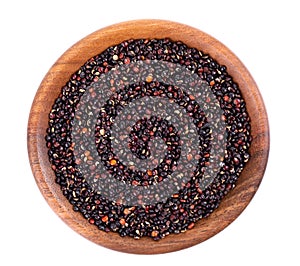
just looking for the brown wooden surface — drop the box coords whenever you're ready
[27,19,269,254]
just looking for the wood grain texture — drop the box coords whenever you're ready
[27,19,269,254]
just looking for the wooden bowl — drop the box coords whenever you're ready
[27,19,269,254]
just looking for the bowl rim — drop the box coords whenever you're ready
[27,19,269,254]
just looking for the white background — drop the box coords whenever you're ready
[1,0,299,265]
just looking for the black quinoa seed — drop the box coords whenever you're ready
[46,38,251,240]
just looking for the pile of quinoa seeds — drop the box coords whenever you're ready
[46,38,251,240]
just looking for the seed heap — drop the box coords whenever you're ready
[46,38,251,240]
